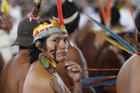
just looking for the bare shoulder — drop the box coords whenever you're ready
[0,60,13,91]
[67,44,80,62]
[119,54,138,72]
[67,44,87,68]
[127,54,140,93]
[117,54,140,93]
[68,44,79,55]
[23,60,55,93]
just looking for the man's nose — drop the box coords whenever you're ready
[59,40,67,49]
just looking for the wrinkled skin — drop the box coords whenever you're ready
[117,54,140,93]
[0,49,31,93]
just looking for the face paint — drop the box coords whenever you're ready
[49,46,57,60]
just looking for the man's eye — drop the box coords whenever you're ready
[53,39,59,42]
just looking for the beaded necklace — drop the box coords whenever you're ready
[39,54,56,69]
[39,53,67,93]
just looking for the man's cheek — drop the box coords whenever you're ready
[48,46,57,59]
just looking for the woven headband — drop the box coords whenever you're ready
[33,20,67,42]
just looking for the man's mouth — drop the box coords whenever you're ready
[56,52,67,56]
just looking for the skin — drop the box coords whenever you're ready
[0,52,4,93]
[1,49,31,93]
[0,11,13,93]
[0,52,4,74]
[77,21,97,78]
[0,11,13,33]
[23,33,82,93]
[0,60,12,93]
[116,54,140,93]
[56,31,94,92]
[56,44,89,91]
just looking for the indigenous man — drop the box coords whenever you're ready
[50,0,95,92]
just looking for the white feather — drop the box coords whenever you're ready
[62,0,73,3]
[68,0,73,2]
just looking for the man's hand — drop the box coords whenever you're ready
[65,61,82,82]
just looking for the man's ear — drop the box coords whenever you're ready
[35,40,43,51]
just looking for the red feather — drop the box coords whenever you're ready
[57,0,64,26]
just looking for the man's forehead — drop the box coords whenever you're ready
[50,33,67,38]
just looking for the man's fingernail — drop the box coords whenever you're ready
[67,67,70,70]
[65,66,68,70]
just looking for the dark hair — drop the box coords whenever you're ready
[100,7,120,26]
[135,12,140,43]
[64,14,80,34]
[50,0,80,34]
[29,37,47,64]
[135,12,140,32]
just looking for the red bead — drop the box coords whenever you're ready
[137,49,140,55]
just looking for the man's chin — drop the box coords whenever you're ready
[56,57,66,62]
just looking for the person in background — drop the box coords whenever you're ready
[116,11,140,93]
[0,1,41,92]
[9,0,22,21]
[0,9,13,64]
[0,17,39,93]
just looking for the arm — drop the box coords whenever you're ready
[65,61,82,93]
[67,45,88,78]
[72,81,82,93]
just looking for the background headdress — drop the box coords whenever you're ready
[1,0,10,15]
[56,0,65,30]
[51,0,80,33]
[33,0,67,42]
[27,0,42,22]
[13,0,41,47]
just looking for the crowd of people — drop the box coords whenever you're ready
[0,0,140,93]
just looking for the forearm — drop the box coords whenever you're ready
[72,81,82,93]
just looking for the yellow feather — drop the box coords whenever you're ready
[50,20,57,26]
[2,0,10,15]
[61,25,64,31]
[116,0,132,10]
[35,0,41,6]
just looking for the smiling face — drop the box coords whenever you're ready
[44,33,68,62]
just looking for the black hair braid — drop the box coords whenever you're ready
[29,44,41,64]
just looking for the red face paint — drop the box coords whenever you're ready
[49,46,57,59]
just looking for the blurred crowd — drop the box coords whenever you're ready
[0,0,139,63]
[0,0,140,93]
